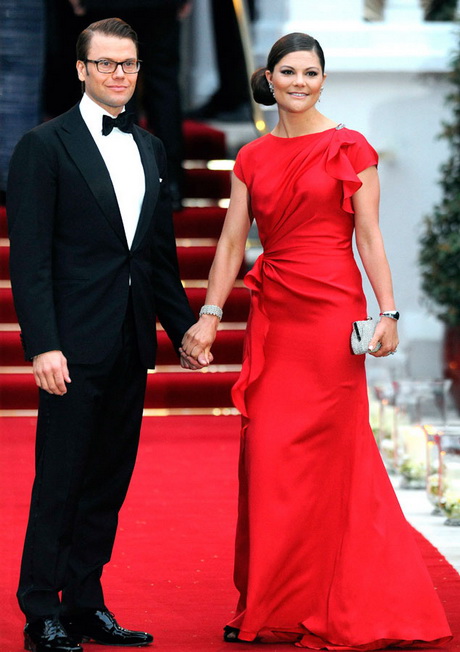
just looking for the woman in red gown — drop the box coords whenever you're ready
[181,33,452,649]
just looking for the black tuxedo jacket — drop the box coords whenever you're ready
[7,103,194,368]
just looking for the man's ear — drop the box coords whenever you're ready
[76,60,86,82]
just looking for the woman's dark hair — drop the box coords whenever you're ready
[76,17,138,61]
[251,32,325,106]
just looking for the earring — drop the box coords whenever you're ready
[318,87,324,103]
[268,81,275,96]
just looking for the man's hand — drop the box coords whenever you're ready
[33,350,71,395]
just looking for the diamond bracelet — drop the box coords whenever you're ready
[199,304,223,321]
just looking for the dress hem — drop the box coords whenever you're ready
[231,625,453,650]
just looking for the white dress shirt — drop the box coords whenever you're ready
[79,93,145,249]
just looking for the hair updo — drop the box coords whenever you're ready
[251,32,325,106]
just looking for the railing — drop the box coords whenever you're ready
[232,0,269,136]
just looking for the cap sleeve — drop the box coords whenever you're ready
[325,129,378,213]
[233,149,246,184]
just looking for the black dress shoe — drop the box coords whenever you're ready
[62,609,153,647]
[223,626,256,644]
[24,617,82,651]
[223,625,240,642]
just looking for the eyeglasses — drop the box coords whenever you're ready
[84,59,142,74]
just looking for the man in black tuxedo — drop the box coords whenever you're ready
[7,17,206,652]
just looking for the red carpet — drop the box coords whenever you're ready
[0,416,459,652]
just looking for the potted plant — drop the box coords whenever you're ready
[419,39,460,412]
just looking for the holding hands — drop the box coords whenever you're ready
[179,313,220,368]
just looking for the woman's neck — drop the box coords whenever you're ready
[272,108,337,138]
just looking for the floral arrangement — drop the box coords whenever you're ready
[439,488,460,520]
[399,456,426,482]
[426,473,441,506]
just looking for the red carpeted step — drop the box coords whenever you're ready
[0,331,23,365]
[145,371,240,408]
[0,371,240,410]
[138,118,227,161]
[186,286,249,321]
[177,246,245,279]
[183,119,227,160]
[0,287,17,322]
[155,329,244,365]
[1,240,240,280]
[177,246,214,279]
[0,206,7,238]
[2,242,237,280]
[173,206,226,239]
[0,205,228,241]
[0,243,9,279]
[0,286,249,325]
[0,329,245,367]
[184,168,231,199]
[0,373,36,409]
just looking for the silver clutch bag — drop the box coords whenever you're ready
[351,317,381,355]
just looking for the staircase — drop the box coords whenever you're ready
[0,120,250,416]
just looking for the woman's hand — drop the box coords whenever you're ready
[180,315,219,366]
[368,318,399,358]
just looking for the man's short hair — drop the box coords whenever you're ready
[76,17,138,61]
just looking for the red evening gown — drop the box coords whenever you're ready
[227,126,452,649]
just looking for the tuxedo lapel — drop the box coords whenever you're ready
[58,106,128,247]
[131,126,160,250]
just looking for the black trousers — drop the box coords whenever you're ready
[17,299,148,622]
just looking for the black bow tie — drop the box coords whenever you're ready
[102,112,134,136]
